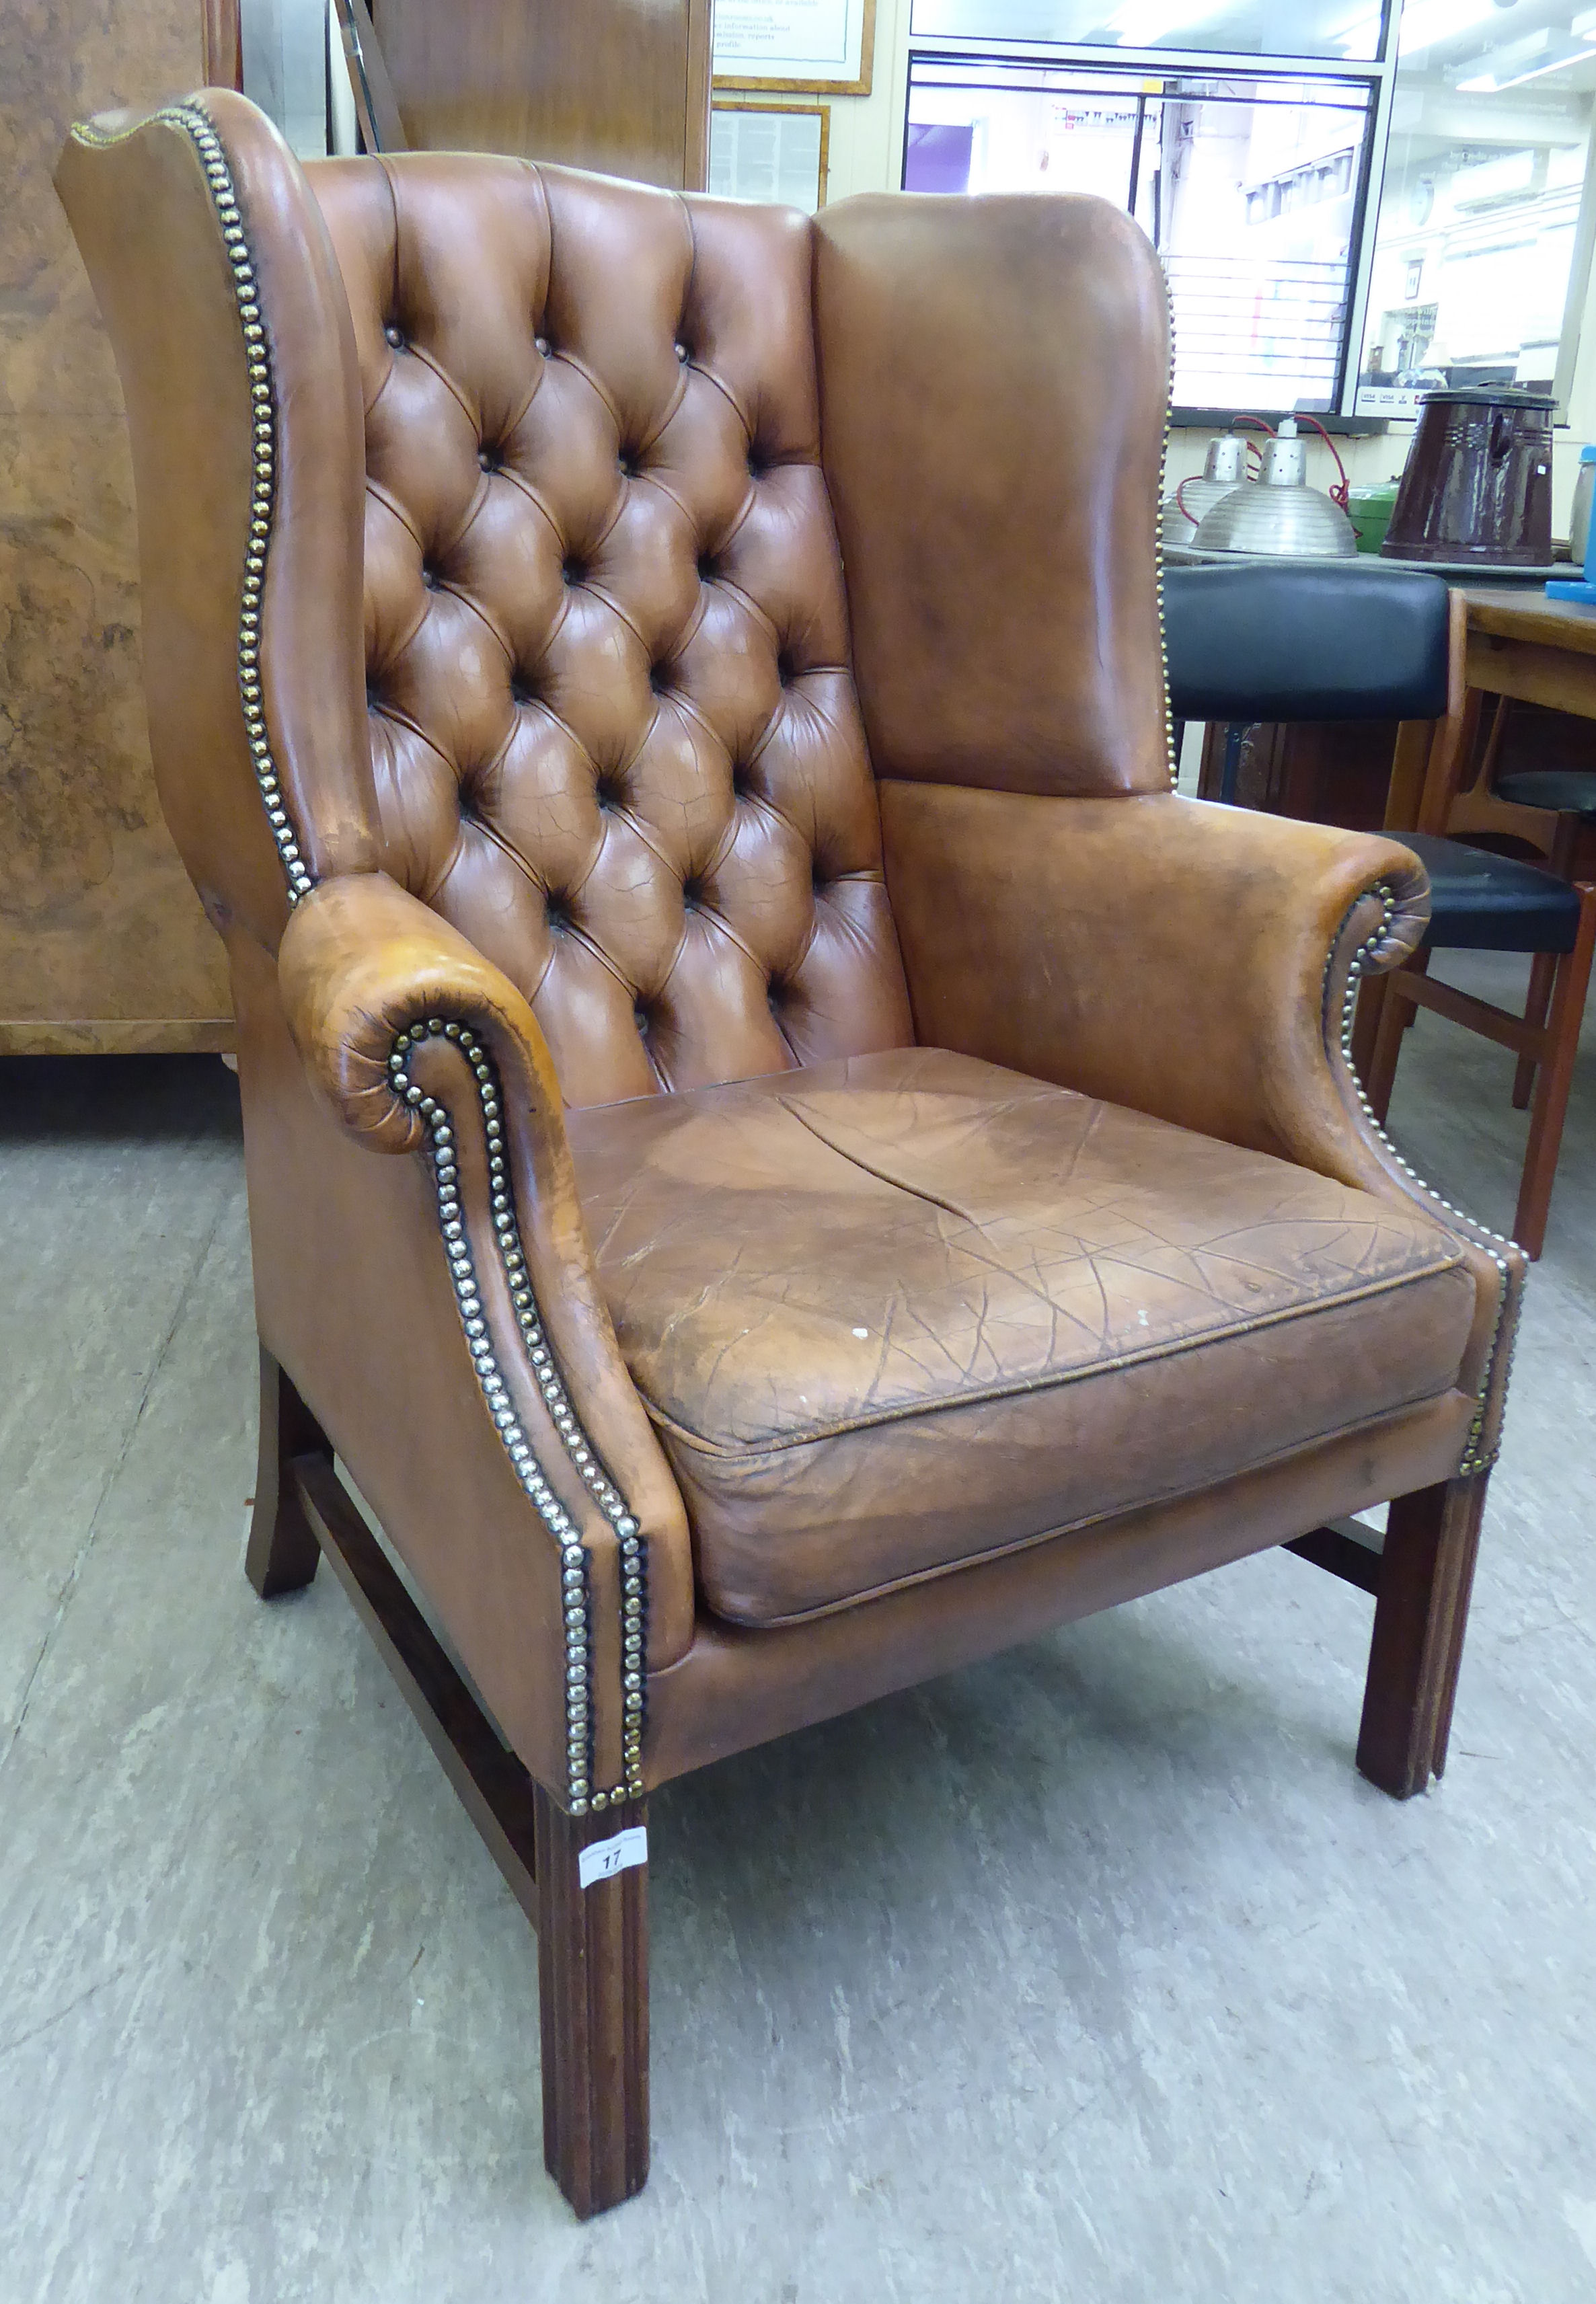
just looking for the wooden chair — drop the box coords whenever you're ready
[1165,565,1596,1258]
[1416,676,1596,1121]
[1363,615,1596,1258]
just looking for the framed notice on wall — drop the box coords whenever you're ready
[712,0,876,95]
[710,103,830,211]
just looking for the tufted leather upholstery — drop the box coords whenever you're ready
[61,93,1537,2212]
[59,83,1525,1823]
[311,157,912,1108]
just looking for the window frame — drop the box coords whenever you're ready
[902,0,1596,422]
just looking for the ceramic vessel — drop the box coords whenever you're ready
[1381,387,1553,567]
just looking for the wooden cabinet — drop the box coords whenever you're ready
[1197,696,1596,878]
[1,0,234,1053]
[3,0,713,1057]
[1196,720,1398,833]
[370,0,712,188]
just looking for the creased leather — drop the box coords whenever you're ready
[641,1387,1476,1784]
[568,1048,1476,1623]
[882,790,1427,1165]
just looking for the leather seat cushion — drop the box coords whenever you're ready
[566,1048,1478,1625]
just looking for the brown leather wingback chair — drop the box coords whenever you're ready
[57,92,1524,2220]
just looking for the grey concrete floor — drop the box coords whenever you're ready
[2,958,1595,2304]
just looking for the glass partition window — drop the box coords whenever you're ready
[907,0,1596,417]
[1355,0,1596,413]
[908,61,1374,407]
[910,0,1391,65]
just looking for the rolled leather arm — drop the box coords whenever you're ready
[277,870,695,1685]
[880,785,1525,1470]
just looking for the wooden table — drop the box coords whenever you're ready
[1464,586,1596,717]
[1445,588,1596,860]
[1191,578,1596,870]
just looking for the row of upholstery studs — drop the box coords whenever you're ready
[388,1015,646,1810]
[1334,885,1511,1474]
[179,108,314,902]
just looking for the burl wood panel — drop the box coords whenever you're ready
[0,0,232,1052]
[369,0,712,189]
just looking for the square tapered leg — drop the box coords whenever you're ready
[535,1788,650,2219]
[1357,1473,1487,1798]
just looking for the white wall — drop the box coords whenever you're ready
[819,0,911,202]
[241,0,328,159]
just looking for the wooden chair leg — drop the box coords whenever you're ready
[1519,814,1584,1110]
[1363,962,1420,1124]
[246,1352,650,2217]
[535,1786,650,2219]
[245,1344,329,1597]
[1357,1473,1487,1798]
[1513,885,1596,1258]
[1512,950,1558,1110]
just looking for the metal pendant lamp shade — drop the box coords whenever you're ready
[1192,423,1358,559]
[1162,433,1252,549]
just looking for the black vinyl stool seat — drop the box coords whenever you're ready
[1401,831,1582,954]
[1494,768,1596,818]
[1163,562,1450,724]
[1164,562,1452,805]
[1163,559,1596,1256]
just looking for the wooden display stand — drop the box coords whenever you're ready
[1197,719,1398,832]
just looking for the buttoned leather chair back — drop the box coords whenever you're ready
[321,160,915,1106]
[62,102,1173,1110]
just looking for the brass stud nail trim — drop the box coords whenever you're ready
[1325,881,1517,1475]
[72,101,313,903]
[389,1017,647,1813]
[1157,298,1177,792]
